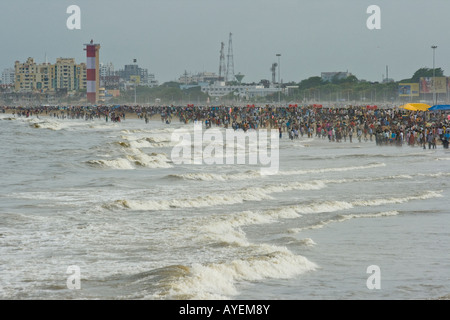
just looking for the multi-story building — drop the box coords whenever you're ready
[117,64,158,87]
[15,58,38,92]
[76,63,87,91]
[101,75,120,90]
[55,58,86,92]
[14,57,86,93]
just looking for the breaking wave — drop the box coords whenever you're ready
[87,152,171,169]
[289,211,400,233]
[87,158,135,170]
[168,163,386,181]
[104,175,423,211]
[150,246,317,299]
[104,180,327,211]
[28,119,64,131]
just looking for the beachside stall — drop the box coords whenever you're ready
[398,103,432,111]
[429,104,450,111]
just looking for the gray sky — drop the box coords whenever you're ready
[1,0,449,84]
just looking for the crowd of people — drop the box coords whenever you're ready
[2,104,449,148]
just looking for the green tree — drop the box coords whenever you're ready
[298,76,324,90]
[410,67,444,82]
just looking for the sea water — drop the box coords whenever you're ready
[0,114,449,300]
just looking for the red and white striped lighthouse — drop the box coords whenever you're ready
[84,40,100,104]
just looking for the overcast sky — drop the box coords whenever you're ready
[1,0,449,84]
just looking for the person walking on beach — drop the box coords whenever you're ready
[348,126,353,143]
[427,132,434,149]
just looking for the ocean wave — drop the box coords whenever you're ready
[104,180,327,211]
[167,163,387,181]
[151,247,317,299]
[417,172,450,178]
[298,238,317,246]
[88,139,172,170]
[86,158,135,170]
[28,119,64,131]
[168,170,261,181]
[121,127,177,135]
[295,190,441,217]
[128,139,154,149]
[104,175,423,211]
[274,237,317,246]
[105,190,274,211]
[281,162,386,175]
[351,190,443,207]
[126,152,172,168]
[119,135,176,148]
[289,211,400,233]
[287,190,443,234]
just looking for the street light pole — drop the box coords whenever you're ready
[431,45,437,105]
[276,53,281,105]
[134,80,137,104]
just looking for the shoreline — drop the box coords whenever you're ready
[2,105,449,149]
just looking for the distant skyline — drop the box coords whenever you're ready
[2,0,450,84]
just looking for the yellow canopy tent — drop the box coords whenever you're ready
[398,103,432,111]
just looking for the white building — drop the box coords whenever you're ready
[179,71,220,84]
[2,68,15,85]
[100,62,115,77]
[201,82,281,99]
[321,71,353,82]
